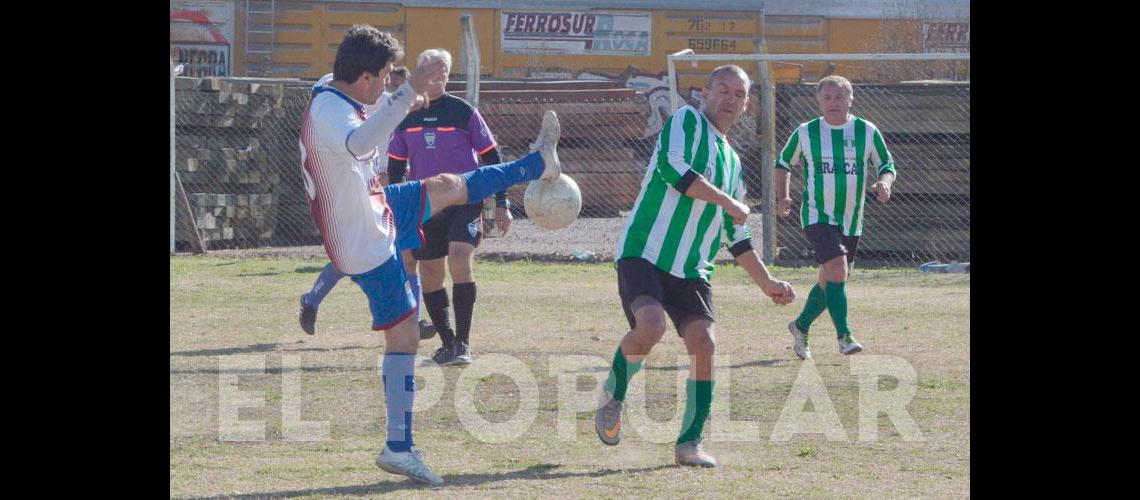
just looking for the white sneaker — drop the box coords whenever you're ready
[788,320,812,360]
[375,445,444,486]
[529,110,561,181]
[838,335,863,355]
[675,439,718,467]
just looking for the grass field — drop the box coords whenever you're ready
[170,256,969,498]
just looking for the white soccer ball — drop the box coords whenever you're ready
[523,174,582,230]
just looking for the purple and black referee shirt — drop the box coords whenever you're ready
[387,93,497,181]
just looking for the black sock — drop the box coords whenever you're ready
[453,282,477,345]
[422,289,455,346]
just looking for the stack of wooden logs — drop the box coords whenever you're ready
[174,77,316,248]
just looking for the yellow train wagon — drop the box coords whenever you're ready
[171,1,968,85]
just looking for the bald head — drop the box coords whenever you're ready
[707,65,751,90]
[701,65,751,134]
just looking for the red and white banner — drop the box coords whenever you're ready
[170,0,235,76]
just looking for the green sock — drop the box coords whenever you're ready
[825,280,852,338]
[604,346,644,401]
[677,379,715,444]
[795,283,828,333]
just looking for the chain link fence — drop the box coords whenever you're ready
[173,77,316,250]
[472,84,656,219]
[772,82,969,265]
[670,54,969,267]
[172,68,968,267]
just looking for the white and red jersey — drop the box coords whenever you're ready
[298,76,414,275]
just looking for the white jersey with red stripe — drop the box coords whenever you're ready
[298,75,415,275]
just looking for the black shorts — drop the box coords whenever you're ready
[616,257,714,336]
[804,223,860,265]
[412,202,484,260]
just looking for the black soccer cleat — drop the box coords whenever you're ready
[432,344,457,366]
[299,296,317,335]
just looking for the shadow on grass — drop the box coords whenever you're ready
[170,343,382,375]
[295,265,326,273]
[180,463,677,498]
[644,358,786,371]
[288,345,370,353]
[169,365,374,375]
[569,358,785,374]
[170,343,280,357]
[171,344,371,358]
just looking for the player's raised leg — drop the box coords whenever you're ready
[419,110,561,218]
[298,262,346,335]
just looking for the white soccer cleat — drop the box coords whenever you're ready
[375,446,444,486]
[675,440,718,468]
[788,320,812,360]
[838,335,863,355]
[529,110,561,181]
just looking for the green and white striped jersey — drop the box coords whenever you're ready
[616,105,751,281]
[776,115,897,236]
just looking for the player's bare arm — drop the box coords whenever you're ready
[683,176,749,224]
[734,250,795,305]
[775,168,794,217]
[870,171,895,203]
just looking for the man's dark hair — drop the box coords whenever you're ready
[390,66,408,78]
[333,25,404,83]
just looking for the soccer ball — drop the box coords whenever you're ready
[523,174,582,230]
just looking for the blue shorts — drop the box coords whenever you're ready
[384,180,430,252]
[350,253,417,331]
[350,180,431,331]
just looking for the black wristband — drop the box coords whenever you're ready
[480,147,502,166]
[728,239,754,258]
[676,170,701,194]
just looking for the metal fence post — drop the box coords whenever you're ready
[756,36,777,263]
[171,55,177,255]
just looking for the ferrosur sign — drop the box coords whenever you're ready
[501,11,651,56]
